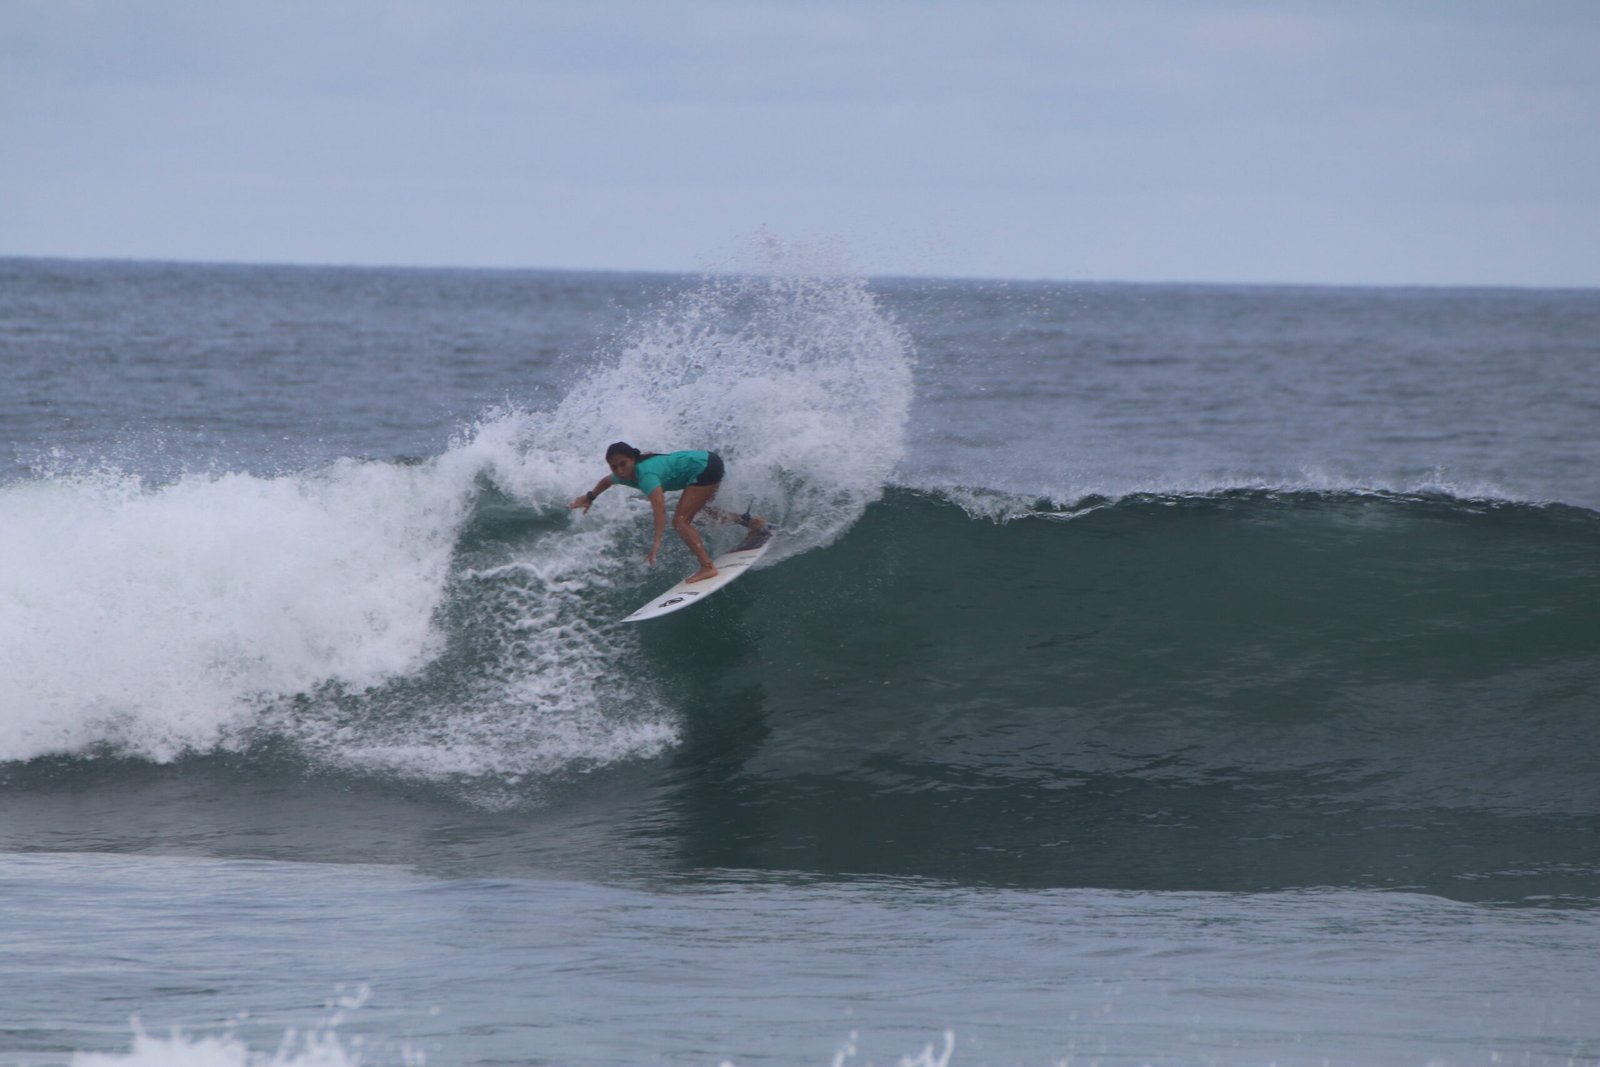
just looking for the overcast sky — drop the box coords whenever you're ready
[4,1,1597,286]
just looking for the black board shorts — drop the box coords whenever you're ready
[692,451,724,487]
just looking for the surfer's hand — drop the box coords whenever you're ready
[568,495,591,513]
[644,548,657,566]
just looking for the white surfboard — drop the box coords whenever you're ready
[621,528,776,623]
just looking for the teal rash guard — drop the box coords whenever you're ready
[611,451,711,496]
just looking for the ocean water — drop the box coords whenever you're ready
[1,255,1598,1066]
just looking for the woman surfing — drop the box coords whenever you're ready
[569,442,765,583]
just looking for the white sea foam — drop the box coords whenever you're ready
[0,458,469,763]
[79,1002,956,1067]
[0,397,672,786]
[921,464,1523,524]
[72,987,408,1067]
[73,1024,367,1067]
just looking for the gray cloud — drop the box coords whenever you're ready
[3,0,1596,285]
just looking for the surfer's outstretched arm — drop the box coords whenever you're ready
[568,476,614,513]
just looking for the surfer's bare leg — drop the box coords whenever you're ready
[674,485,720,582]
[701,504,766,532]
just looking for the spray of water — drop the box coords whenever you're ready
[506,260,914,558]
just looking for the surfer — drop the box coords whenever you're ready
[569,442,764,583]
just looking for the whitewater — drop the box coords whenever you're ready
[1,255,1597,1066]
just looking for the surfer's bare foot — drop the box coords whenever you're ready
[687,565,718,583]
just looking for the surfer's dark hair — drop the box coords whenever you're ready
[605,442,661,463]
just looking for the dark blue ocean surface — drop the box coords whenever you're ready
[2,257,1597,1065]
